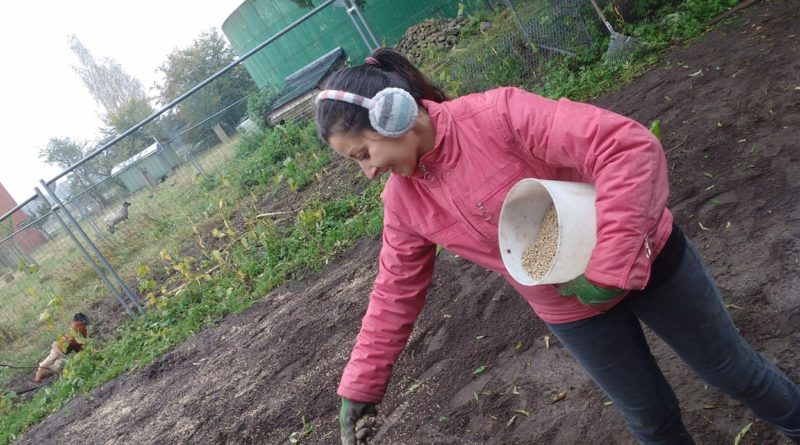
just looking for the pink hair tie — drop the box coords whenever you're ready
[364,56,380,67]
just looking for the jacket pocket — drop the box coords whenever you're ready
[472,162,526,224]
[420,219,468,245]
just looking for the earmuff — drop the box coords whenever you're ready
[315,87,418,138]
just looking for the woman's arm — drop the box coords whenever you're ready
[499,87,669,290]
[338,206,437,403]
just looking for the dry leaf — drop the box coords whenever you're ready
[734,422,753,445]
[506,415,517,428]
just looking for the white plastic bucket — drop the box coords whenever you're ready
[498,179,597,286]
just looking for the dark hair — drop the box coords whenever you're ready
[315,48,449,142]
[73,312,90,325]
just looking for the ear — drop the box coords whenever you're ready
[368,88,418,138]
[316,88,418,138]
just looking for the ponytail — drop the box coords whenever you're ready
[368,48,449,103]
[315,48,448,142]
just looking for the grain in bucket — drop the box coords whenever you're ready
[498,179,597,286]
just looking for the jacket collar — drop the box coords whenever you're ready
[411,99,452,179]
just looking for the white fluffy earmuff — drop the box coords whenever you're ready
[315,87,418,138]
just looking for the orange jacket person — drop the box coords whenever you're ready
[34,313,90,384]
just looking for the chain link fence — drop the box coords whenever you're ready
[432,0,652,94]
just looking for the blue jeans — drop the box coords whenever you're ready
[547,237,800,444]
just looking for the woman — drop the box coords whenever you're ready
[314,48,800,445]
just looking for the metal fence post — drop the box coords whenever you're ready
[38,180,145,315]
[347,0,381,50]
[34,187,137,320]
[338,0,379,52]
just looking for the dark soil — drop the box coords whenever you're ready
[15,1,800,443]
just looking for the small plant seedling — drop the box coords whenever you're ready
[288,416,313,443]
[649,119,661,140]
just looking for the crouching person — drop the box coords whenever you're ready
[34,313,90,384]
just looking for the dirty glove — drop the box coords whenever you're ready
[340,397,378,445]
[557,274,624,305]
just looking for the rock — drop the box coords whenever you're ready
[395,17,469,63]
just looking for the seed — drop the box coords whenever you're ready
[521,205,559,280]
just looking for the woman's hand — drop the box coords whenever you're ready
[339,397,378,445]
[557,274,624,304]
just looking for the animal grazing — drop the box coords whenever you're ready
[104,201,131,233]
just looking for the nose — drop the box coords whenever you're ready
[359,162,379,180]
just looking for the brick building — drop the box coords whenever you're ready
[0,182,45,254]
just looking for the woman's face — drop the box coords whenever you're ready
[328,125,427,180]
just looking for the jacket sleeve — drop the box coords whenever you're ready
[337,206,437,403]
[498,87,669,290]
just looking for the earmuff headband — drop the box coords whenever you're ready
[316,87,418,138]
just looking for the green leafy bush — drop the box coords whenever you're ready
[247,87,282,130]
[229,120,327,193]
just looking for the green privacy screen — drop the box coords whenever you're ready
[222,0,460,89]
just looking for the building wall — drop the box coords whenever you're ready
[0,182,45,253]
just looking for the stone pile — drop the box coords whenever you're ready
[395,17,470,63]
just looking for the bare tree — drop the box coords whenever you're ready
[68,35,148,123]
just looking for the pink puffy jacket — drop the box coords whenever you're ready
[338,87,674,403]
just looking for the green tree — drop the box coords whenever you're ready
[98,95,159,164]
[156,28,256,145]
[69,35,157,164]
[69,35,151,123]
[38,137,114,209]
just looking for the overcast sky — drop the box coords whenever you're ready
[0,0,245,202]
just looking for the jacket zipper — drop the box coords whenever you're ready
[418,163,435,182]
[621,233,654,290]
